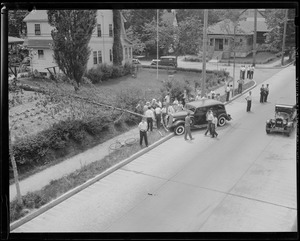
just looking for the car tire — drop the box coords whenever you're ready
[218,116,226,127]
[174,125,185,135]
[266,129,270,134]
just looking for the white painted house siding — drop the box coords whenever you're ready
[23,10,132,75]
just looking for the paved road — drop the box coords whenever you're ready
[12,66,297,232]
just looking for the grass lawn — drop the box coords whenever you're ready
[20,67,214,104]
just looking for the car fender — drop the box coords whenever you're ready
[219,113,230,121]
[173,119,185,127]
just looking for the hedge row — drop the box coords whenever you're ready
[85,62,133,84]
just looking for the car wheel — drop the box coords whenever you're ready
[266,129,270,134]
[218,116,226,127]
[174,125,185,135]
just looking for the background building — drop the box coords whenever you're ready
[23,10,132,76]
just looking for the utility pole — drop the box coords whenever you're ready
[252,9,257,66]
[281,9,288,66]
[201,9,208,98]
[233,23,236,98]
[157,9,159,80]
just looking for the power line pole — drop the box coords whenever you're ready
[201,9,208,98]
[281,9,288,66]
[157,9,159,80]
[252,9,257,66]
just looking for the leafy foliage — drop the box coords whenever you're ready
[85,63,132,83]
[47,10,97,90]
[264,9,296,57]
[8,10,28,38]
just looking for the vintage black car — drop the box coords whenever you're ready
[266,104,297,136]
[151,56,177,68]
[166,99,232,135]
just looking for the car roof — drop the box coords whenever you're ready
[275,104,295,109]
[160,56,176,59]
[187,99,224,108]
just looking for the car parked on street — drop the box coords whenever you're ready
[151,56,177,68]
[266,104,297,136]
[166,99,232,135]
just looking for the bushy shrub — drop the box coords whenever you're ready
[85,67,103,84]
[11,114,113,173]
[123,61,132,75]
[111,65,124,78]
[86,62,133,84]
[99,63,113,81]
[161,78,193,101]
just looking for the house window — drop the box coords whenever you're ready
[125,47,128,59]
[93,51,97,64]
[109,49,112,61]
[35,24,41,35]
[129,47,132,58]
[97,24,102,37]
[109,24,113,37]
[224,39,228,45]
[98,51,102,64]
[37,50,44,59]
[210,39,213,46]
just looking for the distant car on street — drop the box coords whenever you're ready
[132,58,141,65]
[151,56,177,68]
[150,59,160,66]
[266,104,297,137]
[167,99,232,135]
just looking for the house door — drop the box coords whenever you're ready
[215,39,223,51]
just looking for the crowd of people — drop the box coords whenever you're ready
[240,64,255,80]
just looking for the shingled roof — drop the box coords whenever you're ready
[208,19,269,35]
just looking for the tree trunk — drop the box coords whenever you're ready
[9,131,23,205]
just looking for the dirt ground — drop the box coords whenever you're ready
[9,89,70,143]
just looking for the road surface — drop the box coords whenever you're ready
[12,66,297,232]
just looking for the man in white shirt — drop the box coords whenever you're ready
[245,91,252,112]
[204,109,214,136]
[145,107,155,131]
[138,118,148,147]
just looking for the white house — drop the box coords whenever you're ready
[23,10,133,76]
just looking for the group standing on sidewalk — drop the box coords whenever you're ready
[260,84,270,103]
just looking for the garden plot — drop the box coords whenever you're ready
[9,90,77,143]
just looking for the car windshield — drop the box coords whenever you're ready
[276,112,290,119]
[184,104,196,113]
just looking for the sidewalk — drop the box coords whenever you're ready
[9,59,289,201]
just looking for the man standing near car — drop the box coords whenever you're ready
[204,109,214,136]
[138,117,148,147]
[145,107,155,131]
[154,105,162,130]
[211,113,219,138]
[184,112,194,140]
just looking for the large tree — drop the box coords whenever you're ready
[112,10,123,65]
[8,10,28,37]
[264,9,296,59]
[142,14,203,59]
[123,9,160,56]
[47,10,97,91]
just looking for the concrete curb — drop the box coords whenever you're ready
[10,132,175,231]
[224,80,257,105]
